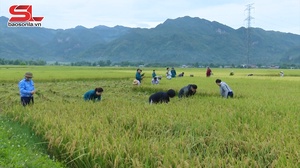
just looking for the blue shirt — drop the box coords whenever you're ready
[152,72,156,78]
[83,90,101,101]
[171,69,176,77]
[136,72,142,82]
[18,78,35,97]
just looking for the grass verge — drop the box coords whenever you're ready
[0,114,65,168]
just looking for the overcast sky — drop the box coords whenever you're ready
[1,0,299,34]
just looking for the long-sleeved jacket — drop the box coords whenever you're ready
[152,72,156,78]
[219,82,233,98]
[178,85,196,98]
[84,90,101,101]
[18,79,35,97]
[166,70,172,79]
[171,69,176,77]
[149,92,170,104]
[136,72,142,82]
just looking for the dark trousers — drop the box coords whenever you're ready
[21,97,34,106]
[227,92,233,98]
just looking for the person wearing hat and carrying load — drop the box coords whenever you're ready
[18,72,36,106]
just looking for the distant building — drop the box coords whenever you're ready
[181,65,187,68]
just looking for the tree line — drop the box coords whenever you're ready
[0,58,299,69]
[0,58,46,65]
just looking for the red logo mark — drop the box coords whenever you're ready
[9,5,44,22]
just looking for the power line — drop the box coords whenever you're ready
[245,3,254,67]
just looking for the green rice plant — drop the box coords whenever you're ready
[1,66,299,167]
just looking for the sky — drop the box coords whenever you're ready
[1,0,300,35]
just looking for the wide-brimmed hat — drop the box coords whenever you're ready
[133,79,139,85]
[25,72,33,78]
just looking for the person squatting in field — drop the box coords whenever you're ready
[178,84,197,98]
[83,87,104,102]
[178,72,184,77]
[149,89,176,104]
[18,72,36,106]
[171,67,177,78]
[215,79,233,98]
[151,77,159,85]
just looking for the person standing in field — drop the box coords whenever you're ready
[135,68,143,85]
[215,79,233,98]
[206,67,212,77]
[171,67,177,78]
[149,89,176,104]
[152,70,156,78]
[166,67,172,79]
[178,84,197,98]
[18,72,36,106]
[83,87,104,102]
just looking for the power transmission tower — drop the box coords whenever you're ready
[245,3,254,68]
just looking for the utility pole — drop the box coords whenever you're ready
[245,3,254,68]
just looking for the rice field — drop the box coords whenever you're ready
[0,66,299,167]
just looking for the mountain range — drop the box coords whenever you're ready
[1,16,299,65]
